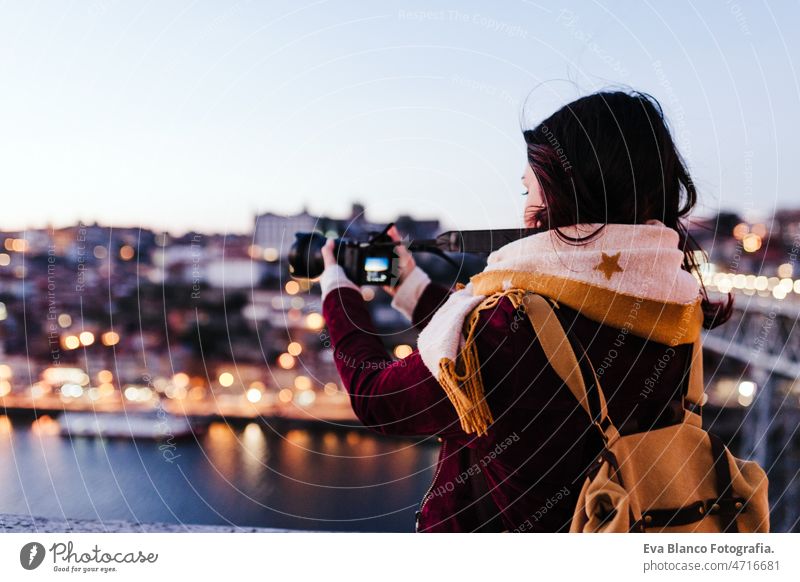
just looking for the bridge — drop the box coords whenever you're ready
[701,290,800,532]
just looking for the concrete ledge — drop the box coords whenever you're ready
[0,513,294,533]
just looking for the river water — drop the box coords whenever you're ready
[0,416,438,532]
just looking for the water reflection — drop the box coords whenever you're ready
[0,416,437,531]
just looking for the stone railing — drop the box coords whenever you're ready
[0,513,293,533]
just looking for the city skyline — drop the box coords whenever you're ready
[1,1,798,235]
[0,202,796,239]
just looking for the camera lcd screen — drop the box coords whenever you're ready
[364,256,390,283]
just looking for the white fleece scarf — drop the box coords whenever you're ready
[417,221,702,384]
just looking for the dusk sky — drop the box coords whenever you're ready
[1,0,798,235]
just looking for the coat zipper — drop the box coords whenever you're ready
[416,438,447,532]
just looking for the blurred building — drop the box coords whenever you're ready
[253,209,319,259]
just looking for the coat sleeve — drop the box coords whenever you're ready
[410,282,453,332]
[322,286,466,438]
[388,266,453,333]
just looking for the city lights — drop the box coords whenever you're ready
[101,331,120,346]
[173,373,190,388]
[742,233,762,253]
[42,367,89,386]
[98,383,116,398]
[296,390,316,406]
[294,375,312,390]
[246,388,263,403]
[704,269,800,301]
[732,223,749,240]
[393,344,413,359]
[305,313,324,330]
[219,372,234,387]
[278,353,296,369]
[61,383,84,398]
[263,247,279,262]
[79,331,95,346]
[62,335,80,350]
[124,386,154,402]
[738,381,756,397]
[287,341,302,356]
[168,385,188,400]
[5,238,28,253]
[188,386,207,400]
[734,381,757,407]
[119,245,135,260]
[0,364,12,380]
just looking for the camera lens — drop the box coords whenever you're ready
[287,232,329,279]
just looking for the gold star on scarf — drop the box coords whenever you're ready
[594,252,624,280]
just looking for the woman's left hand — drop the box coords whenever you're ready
[383,226,416,297]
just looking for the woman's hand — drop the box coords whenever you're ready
[383,225,416,297]
[321,238,337,269]
[318,238,360,300]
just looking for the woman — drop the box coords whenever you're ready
[319,90,732,532]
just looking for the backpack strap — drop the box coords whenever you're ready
[709,433,741,533]
[521,293,618,443]
[685,334,705,407]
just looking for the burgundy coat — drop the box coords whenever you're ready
[322,282,693,532]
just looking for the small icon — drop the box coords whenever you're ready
[20,542,46,570]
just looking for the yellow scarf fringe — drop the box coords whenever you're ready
[437,289,528,437]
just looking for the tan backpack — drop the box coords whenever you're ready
[521,292,770,533]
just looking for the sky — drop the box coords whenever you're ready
[0,0,798,235]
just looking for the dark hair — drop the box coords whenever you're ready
[523,90,732,329]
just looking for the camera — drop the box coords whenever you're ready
[288,223,540,286]
[288,226,400,286]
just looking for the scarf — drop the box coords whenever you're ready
[416,221,705,436]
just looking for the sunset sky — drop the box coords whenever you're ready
[1,0,797,234]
